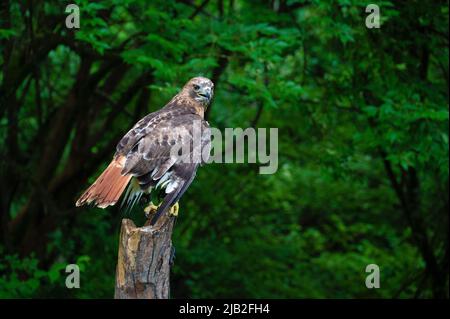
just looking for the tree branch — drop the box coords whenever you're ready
[115,213,176,299]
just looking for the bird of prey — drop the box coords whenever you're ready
[76,77,213,225]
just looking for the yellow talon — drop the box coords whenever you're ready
[144,201,179,219]
[144,201,158,217]
[169,202,179,217]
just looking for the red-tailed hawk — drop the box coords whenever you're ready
[76,77,213,225]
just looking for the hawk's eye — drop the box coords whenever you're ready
[193,84,200,91]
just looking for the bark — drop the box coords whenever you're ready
[381,151,447,298]
[189,0,210,19]
[114,212,175,299]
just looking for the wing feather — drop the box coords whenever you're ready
[117,112,210,215]
[149,163,199,225]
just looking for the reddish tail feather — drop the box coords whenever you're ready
[76,155,132,208]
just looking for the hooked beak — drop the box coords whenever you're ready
[198,87,212,100]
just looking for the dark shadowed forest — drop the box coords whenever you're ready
[0,0,448,298]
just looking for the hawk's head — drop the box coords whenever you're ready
[185,77,214,106]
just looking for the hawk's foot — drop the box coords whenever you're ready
[144,201,179,219]
[169,202,179,217]
[144,201,158,219]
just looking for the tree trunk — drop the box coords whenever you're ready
[114,213,175,299]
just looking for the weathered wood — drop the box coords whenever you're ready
[114,212,175,299]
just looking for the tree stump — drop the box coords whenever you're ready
[114,212,175,299]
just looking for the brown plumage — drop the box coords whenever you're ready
[76,77,213,224]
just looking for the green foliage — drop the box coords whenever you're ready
[0,251,47,298]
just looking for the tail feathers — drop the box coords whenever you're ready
[76,155,132,208]
[121,178,144,213]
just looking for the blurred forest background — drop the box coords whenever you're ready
[0,0,448,298]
